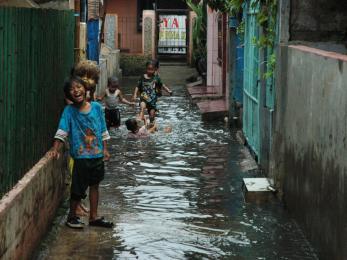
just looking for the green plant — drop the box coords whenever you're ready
[186,0,207,61]
[207,0,243,15]
[207,0,278,79]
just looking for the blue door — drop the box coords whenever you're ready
[229,17,244,105]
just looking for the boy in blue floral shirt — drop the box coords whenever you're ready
[49,76,113,229]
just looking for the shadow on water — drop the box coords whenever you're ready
[36,67,318,259]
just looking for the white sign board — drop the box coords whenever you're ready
[158,15,187,54]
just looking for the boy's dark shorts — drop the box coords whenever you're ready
[140,100,158,114]
[105,108,120,128]
[71,157,104,201]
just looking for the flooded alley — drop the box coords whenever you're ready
[37,66,317,260]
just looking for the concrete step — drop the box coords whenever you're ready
[186,80,203,88]
[242,178,275,203]
[160,62,187,66]
[196,99,228,121]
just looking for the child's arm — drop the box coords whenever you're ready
[48,139,64,159]
[103,140,110,161]
[118,90,135,106]
[96,93,106,101]
[92,91,97,101]
[148,122,158,133]
[147,122,158,134]
[162,84,173,95]
[132,87,139,101]
[139,107,146,124]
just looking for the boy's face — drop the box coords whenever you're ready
[109,84,118,93]
[69,81,86,104]
[146,64,155,77]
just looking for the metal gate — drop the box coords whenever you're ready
[0,7,74,196]
[243,0,261,157]
[118,16,142,53]
[156,10,188,58]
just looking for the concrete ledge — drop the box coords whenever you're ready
[0,151,67,259]
[289,44,347,62]
[187,85,223,103]
[186,80,203,88]
[190,94,223,103]
[187,86,217,95]
[196,99,228,121]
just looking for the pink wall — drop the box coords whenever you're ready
[207,7,222,95]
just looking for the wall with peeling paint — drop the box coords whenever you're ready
[0,153,67,259]
[272,44,347,259]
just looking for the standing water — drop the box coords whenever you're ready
[37,66,317,259]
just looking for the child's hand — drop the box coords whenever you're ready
[47,149,60,160]
[103,149,111,161]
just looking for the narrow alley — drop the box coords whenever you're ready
[37,66,317,259]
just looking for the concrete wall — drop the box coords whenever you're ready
[272,44,347,259]
[0,151,66,259]
[290,0,347,42]
[99,45,121,97]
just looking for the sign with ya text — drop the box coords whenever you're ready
[158,15,187,54]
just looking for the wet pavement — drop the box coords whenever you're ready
[37,66,317,259]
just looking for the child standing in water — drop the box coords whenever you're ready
[49,76,113,229]
[132,60,172,122]
[98,77,135,129]
[65,60,102,216]
[153,59,173,97]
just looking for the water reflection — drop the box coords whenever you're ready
[103,79,317,259]
[37,70,317,260]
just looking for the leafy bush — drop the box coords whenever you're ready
[120,54,152,76]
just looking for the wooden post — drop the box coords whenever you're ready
[188,11,197,66]
[74,0,80,62]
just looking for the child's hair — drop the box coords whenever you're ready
[72,60,100,83]
[125,118,138,133]
[152,59,159,69]
[108,76,119,87]
[146,60,157,68]
[64,76,87,100]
